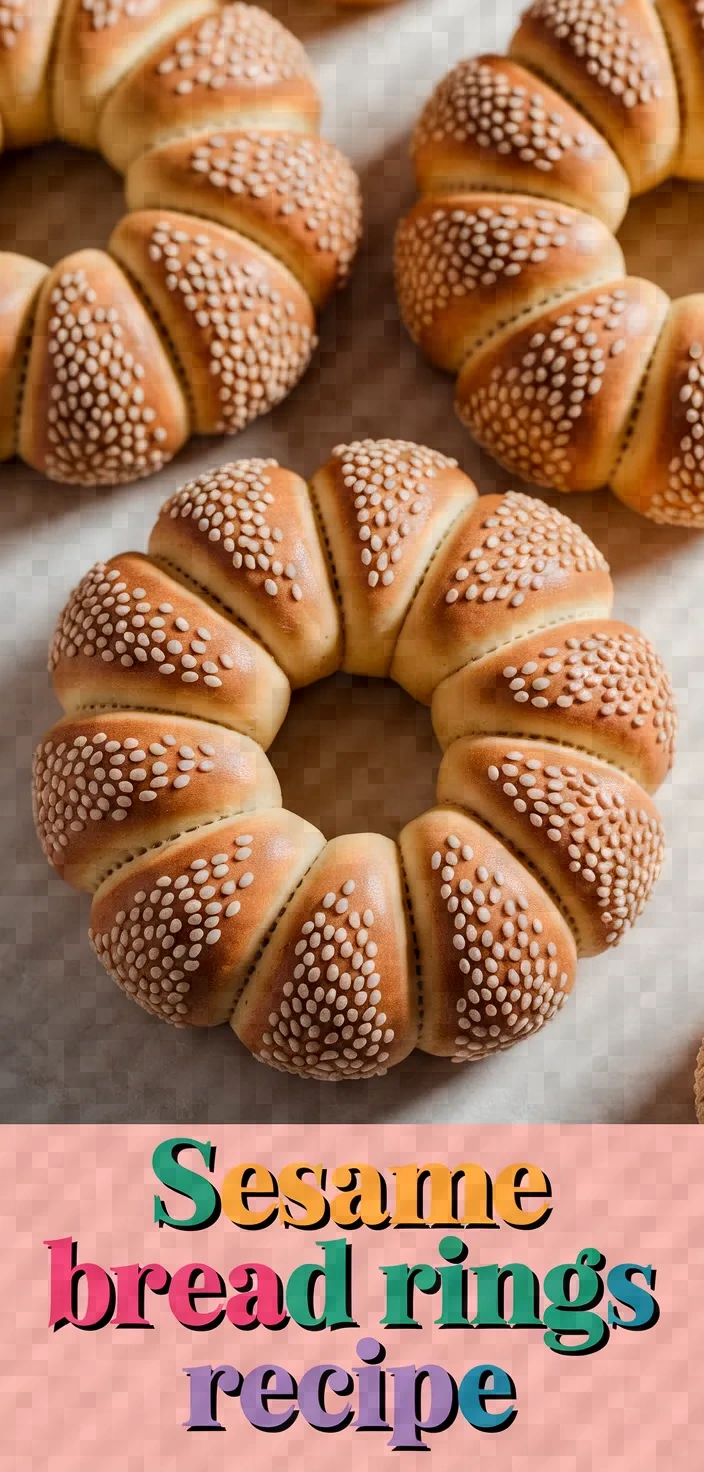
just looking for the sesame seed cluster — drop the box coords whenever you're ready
[430,834,571,1061]
[145,218,316,434]
[443,491,607,608]
[0,0,23,49]
[49,561,233,687]
[457,288,636,490]
[90,831,258,1024]
[395,199,576,342]
[189,131,362,290]
[414,56,592,172]
[43,266,172,486]
[154,4,310,95]
[257,880,396,1080]
[486,749,664,946]
[162,458,304,602]
[331,438,458,590]
[525,0,664,111]
[499,628,676,754]
[82,0,154,31]
[660,340,704,525]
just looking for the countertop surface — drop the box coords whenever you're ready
[1,0,702,1123]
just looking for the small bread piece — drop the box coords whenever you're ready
[455,277,670,493]
[0,0,63,145]
[659,0,704,179]
[394,193,624,372]
[149,459,342,688]
[89,808,325,1026]
[412,54,630,232]
[232,832,416,1079]
[110,210,316,436]
[391,491,613,705]
[52,0,216,150]
[431,619,676,794]
[126,129,362,307]
[18,248,188,486]
[696,1041,704,1123]
[510,0,680,195]
[399,805,577,1061]
[97,3,320,174]
[310,439,478,678]
[0,252,48,461]
[49,551,290,747]
[32,710,281,892]
[436,735,665,957]
[613,295,704,527]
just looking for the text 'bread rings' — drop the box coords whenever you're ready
[33,438,676,1081]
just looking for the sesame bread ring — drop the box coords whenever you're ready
[398,806,577,1062]
[0,252,48,461]
[148,459,342,688]
[436,734,665,958]
[125,128,362,308]
[232,832,416,1080]
[394,193,624,372]
[390,491,613,705]
[109,210,317,437]
[49,551,291,746]
[18,248,189,486]
[88,807,325,1026]
[32,711,281,892]
[97,3,320,174]
[411,54,630,232]
[34,439,674,1079]
[431,619,676,794]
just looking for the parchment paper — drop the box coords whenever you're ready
[1,0,702,1123]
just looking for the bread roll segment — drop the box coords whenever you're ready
[232,832,416,1079]
[0,0,63,145]
[658,0,704,179]
[437,735,665,958]
[109,210,316,436]
[391,491,613,705]
[89,808,325,1026]
[52,0,216,149]
[97,2,320,173]
[18,248,189,486]
[412,54,630,231]
[431,618,676,794]
[394,192,624,372]
[696,1042,704,1123]
[33,710,282,892]
[510,0,680,195]
[455,277,670,493]
[399,805,577,1061]
[149,459,342,688]
[310,439,479,677]
[0,252,48,461]
[126,128,363,307]
[49,551,291,747]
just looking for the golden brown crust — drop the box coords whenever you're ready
[431,618,676,794]
[412,53,630,231]
[659,0,704,179]
[394,192,624,372]
[310,439,478,678]
[97,3,321,173]
[89,807,325,1025]
[232,832,416,1079]
[126,128,362,307]
[399,805,576,1060]
[0,252,48,461]
[696,1039,704,1122]
[510,0,680,195]
[18,248,189,485]
[455,276,670,493]
[148,458,342,688]
[0,0,63,145]
[53,0,216,149]
[436,735,665,958]
[391,491,613,704]
[33,710,281,892]
[48,551,291,747]
[109,210,316,436]
[612,294,704,526]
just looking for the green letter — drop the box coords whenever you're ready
[153,1137,220,1231]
